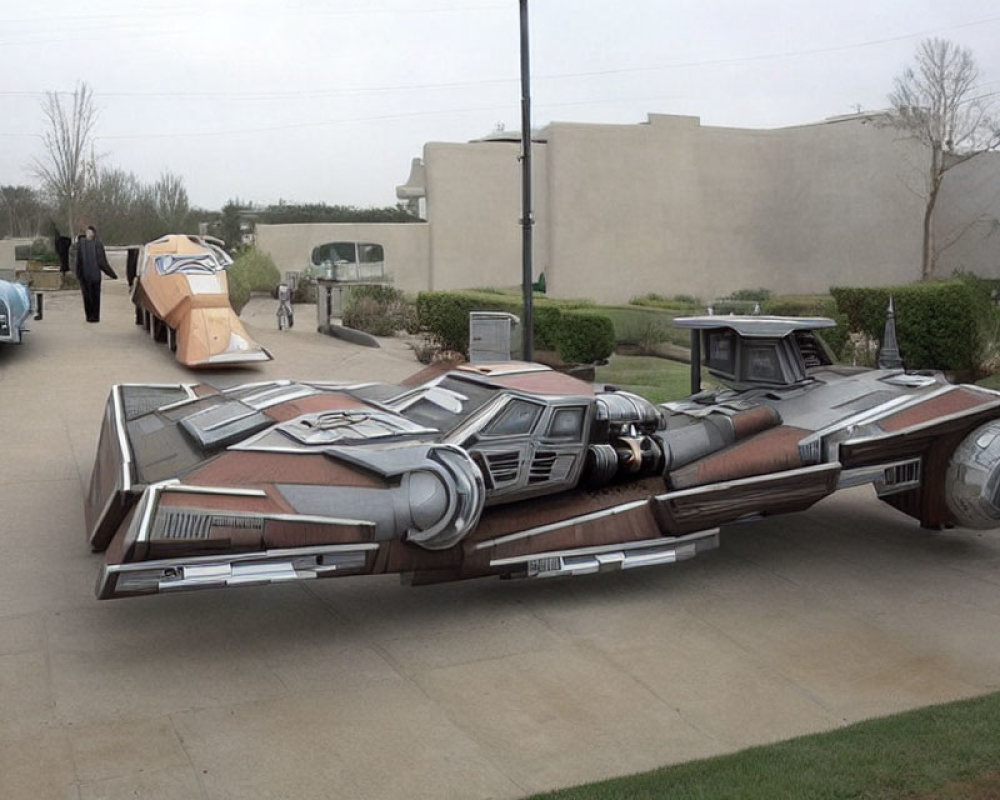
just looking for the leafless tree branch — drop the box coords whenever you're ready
[887,38,999,279]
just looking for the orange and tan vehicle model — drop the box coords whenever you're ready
[132,234,271,367]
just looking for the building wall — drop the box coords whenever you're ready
[256,114,1000,305]
[254,222,430,294]
[545,114,929,303]
[422,140,549,290]
[934,151,1000,277]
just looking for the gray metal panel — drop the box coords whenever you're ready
[469,312,518,363]
[673,315,836,337]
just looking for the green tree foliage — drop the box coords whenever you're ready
[219,200,244,252]
[257,202,421,224]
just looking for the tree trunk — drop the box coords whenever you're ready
[921,146,943,281]
[921,188,936,280]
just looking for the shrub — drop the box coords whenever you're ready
[16,238,59,264]
[620,319,673,353]
[710,298,759,315]
[226,266,251,314]
[556,312,616,363]
[630,293,703,311]
[343,297,398,336]
[229,247,281,293]
[729,287,773,302]
[342,284,417,336]
[831,280,996,373]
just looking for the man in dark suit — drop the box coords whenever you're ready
[75,225,117,322]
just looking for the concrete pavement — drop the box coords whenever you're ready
[1,281,999,799]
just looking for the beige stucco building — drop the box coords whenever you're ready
[256,113,1000,304]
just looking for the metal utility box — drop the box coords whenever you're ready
[315,279,346,327]
[469,311,519,363]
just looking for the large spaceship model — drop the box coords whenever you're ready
[85,314,1000,599]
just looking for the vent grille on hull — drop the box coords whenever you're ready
[485,452,520,484]
[529,452,557,483]
[152,509,265,540]
[122,387,191,420]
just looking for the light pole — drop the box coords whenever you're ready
[519,0,534,361]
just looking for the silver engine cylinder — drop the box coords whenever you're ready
[945,419,1000,530]
[595,391,663,433]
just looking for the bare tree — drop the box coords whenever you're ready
[154,171,190,232]
[0,185,51,238]
[31,82,99,236]
[888,38,1000,280]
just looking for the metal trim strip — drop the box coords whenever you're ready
[654,461,841,502]
[472,498,650,551]
[111,386,133,492]
[489,529,719,567]
[160,485,269,497]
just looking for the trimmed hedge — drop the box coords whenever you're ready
[762,295,850,360]
[831,279,996,373]
[416,290,614,363]
[556,311,616,363]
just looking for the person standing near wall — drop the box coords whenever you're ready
[75,225,117,322]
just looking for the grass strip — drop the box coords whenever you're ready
[529,691,1000,800]
[595,354,699,403]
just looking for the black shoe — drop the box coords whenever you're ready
[86,318,99,323]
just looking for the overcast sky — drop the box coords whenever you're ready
[1,0,998,211]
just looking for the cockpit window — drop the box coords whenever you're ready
[482,399,542,437]
[547,407,586,440]
[154,254,221,275]
[743,344,783,383]
[705,330,736,377]
[390,376,500,431]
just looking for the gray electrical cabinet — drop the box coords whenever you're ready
[469,311,520,363]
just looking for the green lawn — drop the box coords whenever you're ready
[976,372,1000,391]
[595,354,700,403]
[579,356,1000,799]
[529,691,1000,800]
[596,306,692,348]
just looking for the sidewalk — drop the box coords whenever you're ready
[2,282,999,799]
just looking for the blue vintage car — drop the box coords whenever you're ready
[0,279,41,344]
